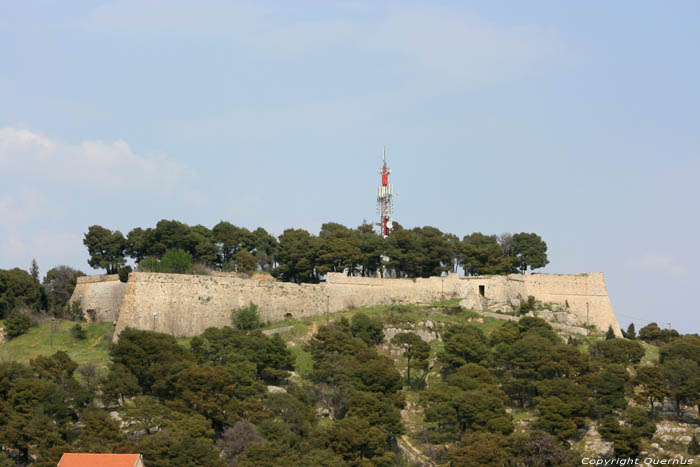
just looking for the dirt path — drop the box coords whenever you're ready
[398,433,434,466]
[304,321,318,341]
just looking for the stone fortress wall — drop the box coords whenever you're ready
[70,270,622,340]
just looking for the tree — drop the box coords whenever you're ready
[4,310,31,338]
[662,357,700,419]
[605,325,616,340]
[391,332,430,385]
[316,222,362,275]
[350,312,384,346]
[316,416,394,465]
[119,395,173,436]
[101,364,141,406]
[232,303,261,330]
[510,431,574,466]
[276,228,318,283]
[633,365,669,416]
[460,233,511,276]
[0,268,45,315]
[30,259,39,282]
[43,266,84,311]
[234,249,257,273]
[74,409,125,452]
[159,248,194,274]
[587,364,628,417]
[439,325,490,373]
[83,225,127,274]
[659,334,700,365]
[626,323,636,340]
[251,227,278,271]
[217,419,263,465]
[449,431,512,467]
[638,322,678,345]
[511,232,549,273]
[355,223,384,277]
[590,338,645,365]
[126,227,155,262]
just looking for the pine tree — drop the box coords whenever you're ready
[606,325,616,340]
[30,258,39,282]
[626,323,636,340]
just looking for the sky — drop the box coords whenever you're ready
[1,1,698,332]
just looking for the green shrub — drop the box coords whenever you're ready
[71,323,87,340]
[159,249,193,274]
[118,265,132,283]
[232,303,261,330]
[4,310,31,338]
[68,301,85,322]
[350,312,384,345]
[518,296,536,315]
[137,249,194,274]
[138,257,160,272]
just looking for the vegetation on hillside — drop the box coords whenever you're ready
[1,300,699,466]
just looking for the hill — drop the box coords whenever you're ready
[1,301,698,466]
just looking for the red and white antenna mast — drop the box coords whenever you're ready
[376,147,394,237]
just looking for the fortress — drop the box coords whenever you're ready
[70,271,622,339]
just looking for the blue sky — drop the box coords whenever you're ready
[1,1,698,332]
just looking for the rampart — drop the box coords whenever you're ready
[70,271,622,340]
[71,275,128,323]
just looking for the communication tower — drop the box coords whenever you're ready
[376,148,394,237]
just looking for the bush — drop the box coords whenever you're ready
[590,339,645,365]
[71,323,87,340]
[350,312,384,345]
[118,266,132,283]
[518,296,536,315]
[68,301,85,322]
[138,257,159,272]
[137,249,194,274]
[233,303,261,330]
[159,249,193,274]
[4,310,31,338]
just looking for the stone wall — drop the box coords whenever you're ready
[70,270,622,340]
[456,273,622,336]
[70,275,128,323]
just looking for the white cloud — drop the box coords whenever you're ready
[0,127,193,193]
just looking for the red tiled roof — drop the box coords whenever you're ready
[57,453,142,467]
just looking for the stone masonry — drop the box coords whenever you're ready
[70,271,622,340]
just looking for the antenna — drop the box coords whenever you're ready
[376,147,394,237]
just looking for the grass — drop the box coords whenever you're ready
[289,345,314,376]
[640,340,660,365]
[0,319,115,366]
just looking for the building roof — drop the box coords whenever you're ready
[57,453,142,467]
